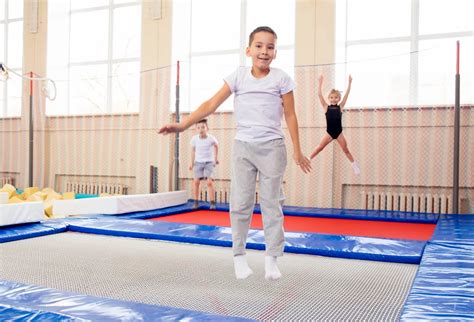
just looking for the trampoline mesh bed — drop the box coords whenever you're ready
[0,232,418,321]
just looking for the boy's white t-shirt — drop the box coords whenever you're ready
[190,134,218,163]
[224,67,296,142]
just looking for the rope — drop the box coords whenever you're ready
[0,63,57,101]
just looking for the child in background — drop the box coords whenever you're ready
[189,119,219,209]
[309,74,360,175]
[160,26,311,280]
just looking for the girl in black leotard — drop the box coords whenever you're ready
[309,74,360,175]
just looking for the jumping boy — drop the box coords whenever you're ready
[189,119,219,209]
[160,26,311,280]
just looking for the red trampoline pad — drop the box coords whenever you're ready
[148,210,435,241]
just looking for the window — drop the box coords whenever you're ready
[46,0,141,116]
[336,0,474,108]
[172,0,295,112]
[0,0,23,117]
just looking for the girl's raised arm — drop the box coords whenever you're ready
[340,75,352,109]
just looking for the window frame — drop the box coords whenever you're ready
[172,0,295,113]
[0,0,23,118]
[46,0,141,116]
[336,0,474,108]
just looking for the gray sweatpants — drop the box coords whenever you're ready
[230,139,287,257]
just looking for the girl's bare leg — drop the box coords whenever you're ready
[309,133,333,159]
[337,134,360,174]
[336,134,354,162]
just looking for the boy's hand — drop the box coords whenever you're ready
[158,123,185,134]
[293,152,312,173]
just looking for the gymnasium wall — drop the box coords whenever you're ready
[0,0,472,213]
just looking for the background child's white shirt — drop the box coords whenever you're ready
[190,134,218,163]
[224,67,296,142]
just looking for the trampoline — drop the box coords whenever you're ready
[148,209,436,241]
[0,201,473,320]
[0,232,418,321]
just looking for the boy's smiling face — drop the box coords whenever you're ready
[196,122,208,136]
[246,31,277,73]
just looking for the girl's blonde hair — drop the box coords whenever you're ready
[328,89,341,99]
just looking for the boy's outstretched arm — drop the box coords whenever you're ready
[318,75,328,110]
[340,74,352,109]
[283,91,312,173]
[159,83,232,134]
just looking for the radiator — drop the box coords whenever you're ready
[190,179,260,204]
[199,189,260,204]
[0,177,14,187]
[198,185,234,203]
[66,182,128,195]
[361,191,451,214]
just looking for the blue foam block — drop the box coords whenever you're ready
[67,217,425,264]
[400,242,474,320]
[0,304,76,321]
[0,280,253,321]
[0,221,68,243]
[431,214,474,244]
[114,201,438,223]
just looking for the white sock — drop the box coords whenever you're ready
[352,161,361,175]
[265,256,282,281]
[233,255,253,279]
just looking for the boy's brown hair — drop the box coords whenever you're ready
[197,119,208,126]
[248,26,277,46]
